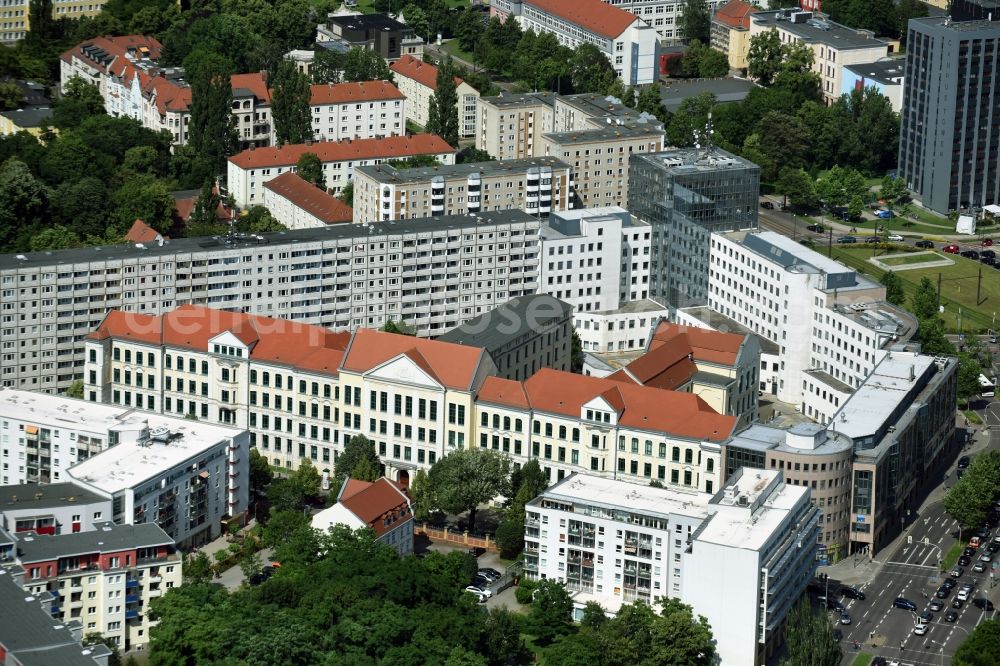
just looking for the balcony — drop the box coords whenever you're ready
[125,579,139,588]
[50,605,62,616]
[125,610,140,620]
[126,594,139,604]
[147,588,162,598]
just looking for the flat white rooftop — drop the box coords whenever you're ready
[0,388,137,431]
[745,231,852,277]
[699,468,807,551]
[831,352,937,439]
[538,473,713,521]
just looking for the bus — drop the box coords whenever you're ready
[979,374,994,398]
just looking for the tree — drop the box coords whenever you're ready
[569,43,616,95]
[0,159,47,251]
[271,59,312,145]
[455,7,485,53]
[343,46,392,83]
[338,180,353,206]
[911,276,940,321]
[679,0,711,44]
[0,81,21,110]
[527,579,574,645]
[494,505,525,558]
[237,541,263,581]
[336,435,381,481]
[292,458,321,500]
[402,4,430,42]
[249,448,274,499]
[408,468,433,521]
[188,179,222,231]
[428,448,511,534]
[311,49,344,84]
[296,152,324,188]
[184,551,213,584]
[261,509,310,549]
[580,601,608,630]
[481,609,530,666]
[185,49,237,177]
[350,456,380,483]
[381,319,417,335]
[457,147,494,164]
[634,84,669,124]
[83,633,122,666]
[747,30,784,86]
[943,452,1000,532]
[880,271,906,306]
[779,600,840,666]
[600,598,716,666]
[679,39,728,78]
[814,166,867,209]
[879,174,908,210]
[509,459,547,503]
[426,57,459,147]
[774,167,817,209]
[65,379,84,398]
[571,329,584,372]
[53,76,106,129]
[666,91,715,148]
[957,354,984,404]
[954,618,1000,666]
[753,111,809,182]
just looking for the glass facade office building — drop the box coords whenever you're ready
[628,148,760,309]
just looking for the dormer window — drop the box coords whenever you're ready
[212,344,243,358]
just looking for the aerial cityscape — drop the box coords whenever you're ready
[1,0,1000,664]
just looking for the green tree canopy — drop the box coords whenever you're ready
[185,49,237,177]
[527,579,574,645]
[426,57,460,147]
[879,271,906,306]
[679,0,711,44]
[271,59,312,145]
[779,600,840,666]
[343,46,393,82]
[336,434,381,481]
[747,30,784,86]
[52,76,106,129]
[954,618,1000,666]
[775,167,817,209]
[428,448,511,534]
[911,276,940,321]
[295,151,324,188]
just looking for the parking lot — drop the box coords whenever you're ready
[419,538,522,610]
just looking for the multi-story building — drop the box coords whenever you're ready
[898,15,1000,213]
[711,0,758,70]
[628,147,760,311]
[351,157,573,223]
[0,566,112,665]
[536,207,668,354]
[840,58,904,112]
[610,320,760,426]
[0,106,53,137]
[316,13,416,61]
[0,483,112,536]
[1,0,108,44]
[311,477,414,555]
[226,133,456,207]
[705,230,917,422]
[525,469,819,666]
[496,0,659,84]
[476,368,736,490]
[0,210,540,394]
[12,522,181,651]
[436,294,574,381]
[748,9,890,104]
[476,92,664,206]
[389,55,480,137]
[262,171,354,229]
[308,80,406,141]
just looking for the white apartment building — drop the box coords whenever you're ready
[748,9,890,104]
[703,231,917,424]
[511,0,659,85]
[308,80,406,141]
[389,55,479,137]
[262,171,354,229]
[526,469,819,666]
[226,133,456,207]
[0,210,540,395]
[0,482,112,536]
[351,157,573,223]
[477,368,736,491]
[476,92,556,161]
[609,0,726,43]
[537,207,668,354]
[13,522,182,651]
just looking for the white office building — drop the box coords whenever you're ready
[525,469,819,666]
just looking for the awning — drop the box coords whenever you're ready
[198,471,210,479]
[24,425,38,435]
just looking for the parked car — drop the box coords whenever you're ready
[838,235,857,244]
[988,542,1000,554]
[951,566,965,578]
[913,622,929,635]
[973,598,995,611]
[916,240,934,249]
[953,597,965,609]
[477,569,502,583]
[894,598,918,611]
[942,578,957,589]
[982,250,997,259]
[826,598,845,612]
[866,236,880,244]
[875,209,895,219]
[936,585,951,599]
[807,224,825,233]
[929,599,945,612]
[919,610,934,623]
[944,244,961,253]
[961,250,981,260]
[471,574,493,588]
[984,238,994,247]
[840,613,852,625]
[887,233,904,241]
[840,587,866,600]
[760,201,775,209]
[959,456,972,470]
[945,610,959,622]
[465,585,493,599]
[959,555,972,566]
[958,588,973,601]
[982,256,997,266]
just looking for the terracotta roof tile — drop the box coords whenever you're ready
[713,0,758,30]
[123,219,161,244]
[309,80,404,105]
[262,172,353,224]
[231,72,271,104]
[338,478,411,537]
[649,321,745,366]
[340,328,489,391]
[228,133,455,170]
[526,0,638,40]
[477,376,531,409]
[87,305,350,375]
[389,55,463,91]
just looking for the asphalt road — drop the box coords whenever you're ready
[828,429,1000,666]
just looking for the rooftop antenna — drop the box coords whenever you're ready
[692,111,715,159]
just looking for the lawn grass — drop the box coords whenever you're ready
[808,213,948,238]
[851,652,874,666]
[826,246,1000,332]
[964,410,984,426]
[441,39,475,64]
[879,252,945,267]
[941,541,964,571]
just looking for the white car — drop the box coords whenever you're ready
[957,588,971,601]
[887,234,904,241]
[913,622,929,636]
[465,585,493,600]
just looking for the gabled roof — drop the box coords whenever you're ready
[338,478,411,537]
[389,55,464,91]
[617,321,746,391]
[231,72,270,104]
[262,171,353,224]
[87,305,351,375]
[648,320,745,365]
[525,0,638,40]
[124,219,162,244]
[713,0,758,30]
[228,133,455,169]
[484,369,737,442]
[477,376,531,409]
[309,80,405,105]
[60,35,163,73]
[340,328,489,391]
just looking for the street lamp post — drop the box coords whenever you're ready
[928,638,946,666]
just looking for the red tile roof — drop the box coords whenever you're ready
[713,0,758,30]
[649,321,745,366]
[60,35,163,73]
[340,328,490,391]
[123,219,162,244]
[231,72,271,104]
[389,55,464,91]
[526,0,638,40]
[262,172,353,224]
[483,368,737,442]
[309,80,405,105]
[87,305,351,375]
[616,322,746,391]
[477,376,531,409]
[171,186,231,223]
[228,133,455,170]
[337,478,411,538]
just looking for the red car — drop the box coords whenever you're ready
[983,239,994,247]
[944,244,960,254]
